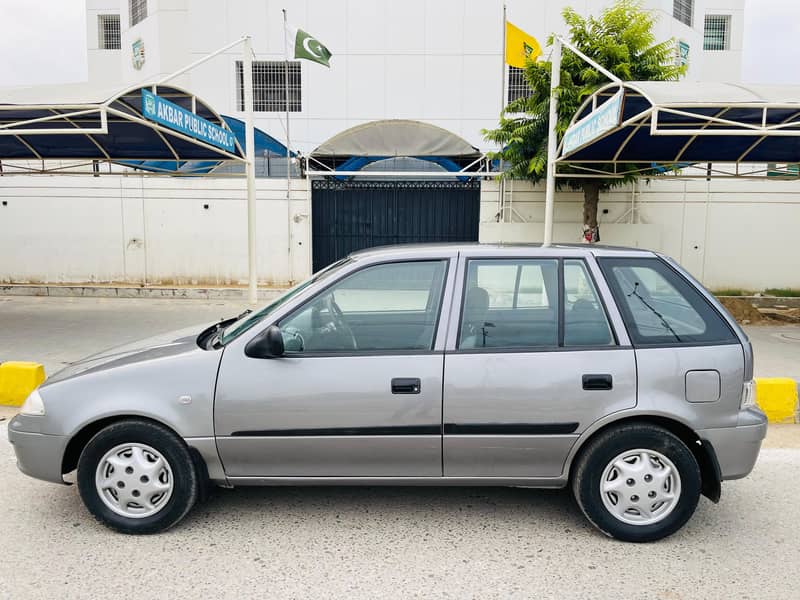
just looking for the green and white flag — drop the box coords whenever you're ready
[287,26,332,67]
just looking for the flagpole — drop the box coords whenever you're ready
[500,3,507,112]
[283,8,293,284]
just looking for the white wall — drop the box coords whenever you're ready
[86,0,122,88]
[699,0,745,82]
[81,0,733,153]
[0,175,310,287]
[480,177,799,290]
[2,173,797,291]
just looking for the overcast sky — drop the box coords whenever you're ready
[0,0,798,87]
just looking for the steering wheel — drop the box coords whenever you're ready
[323,294,358,350]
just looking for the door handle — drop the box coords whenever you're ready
[582,374,613,391]
[391,378,421,394]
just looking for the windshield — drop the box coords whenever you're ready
[219,258,352,345]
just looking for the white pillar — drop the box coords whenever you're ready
[542,37,561,248]
[243,35,258,304]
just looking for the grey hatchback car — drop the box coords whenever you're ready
[8,244,767,541]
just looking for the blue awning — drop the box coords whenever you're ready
[118,115,292,174]
[556,81,800,177]
[0,83,245,163]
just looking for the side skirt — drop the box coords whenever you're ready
[224,476,569,488]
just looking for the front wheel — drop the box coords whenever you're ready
[77,420,199,534]
[572,423,701,542]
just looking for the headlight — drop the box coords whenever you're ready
[741,380,756,409]
[20,389,45,416]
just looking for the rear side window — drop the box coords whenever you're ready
[459,259,558,349]
[598,257,736,346]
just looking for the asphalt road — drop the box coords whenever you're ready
[1,296,799,599]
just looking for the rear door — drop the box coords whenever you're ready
[598,256,744,429]
[442,253,637,478]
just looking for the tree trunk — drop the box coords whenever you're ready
[582,181,601,243]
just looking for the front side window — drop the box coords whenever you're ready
[458,259,558,349]
[279,260,448,353]
[599,257,736,346]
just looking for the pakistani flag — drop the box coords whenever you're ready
[288,27,332,67]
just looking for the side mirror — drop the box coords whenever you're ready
[244,325,285,358]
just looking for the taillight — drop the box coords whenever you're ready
[741,380,756,409]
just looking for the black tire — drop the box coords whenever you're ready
[571,423,701,543]
[77,420,199,534]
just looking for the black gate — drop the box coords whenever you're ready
[311,179,480,271]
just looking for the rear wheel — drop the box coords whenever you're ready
[572,423,701,542]
[77,420,199,534]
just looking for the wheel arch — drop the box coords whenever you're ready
[567,415,722,503]
[61,415,209,486]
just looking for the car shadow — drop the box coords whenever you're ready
[180,484,594,533]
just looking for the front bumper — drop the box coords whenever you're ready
[7,417,68,484]
[698,408,768,481]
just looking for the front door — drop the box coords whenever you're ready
[443,256,637,478]
[214,258,452,477]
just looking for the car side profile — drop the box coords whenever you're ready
[8,244,767,542]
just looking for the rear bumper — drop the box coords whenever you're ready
[698,409,768,481]
[7,418,68,484]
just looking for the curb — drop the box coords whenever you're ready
[0,362,45,407]
[755,377,799,424]
[0,285,287,301]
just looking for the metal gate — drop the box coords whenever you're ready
[311,179,480,271]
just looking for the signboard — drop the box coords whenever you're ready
[562,89,624,156]
[141,89,236,153]
[677,40,690,67]
[132,38,145,70]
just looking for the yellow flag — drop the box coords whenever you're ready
[505,21,542,68]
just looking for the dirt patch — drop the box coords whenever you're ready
[718,297,770,325]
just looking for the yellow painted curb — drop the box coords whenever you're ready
[755,377,798,424]
[0,362,46,407]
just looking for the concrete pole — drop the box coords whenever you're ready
[243,35,258,304]
[542,36,561,248]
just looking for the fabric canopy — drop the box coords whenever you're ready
[312,119,480,158]
[558,81,800,171]
[0,82,245,162]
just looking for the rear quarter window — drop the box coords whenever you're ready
[598,257,737,347]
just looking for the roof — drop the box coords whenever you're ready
[0,82,245,163]
[557,81,800,177]
[348,242,655,260]
[312,119,481,158]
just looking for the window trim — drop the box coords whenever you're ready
[597,256,738,348]
[453,257,621,353]
[274,258,452,358]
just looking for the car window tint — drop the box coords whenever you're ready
[564,260,615,346]
[459,259,558,349]
[598,257,736,346]
[279,260,447,353]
